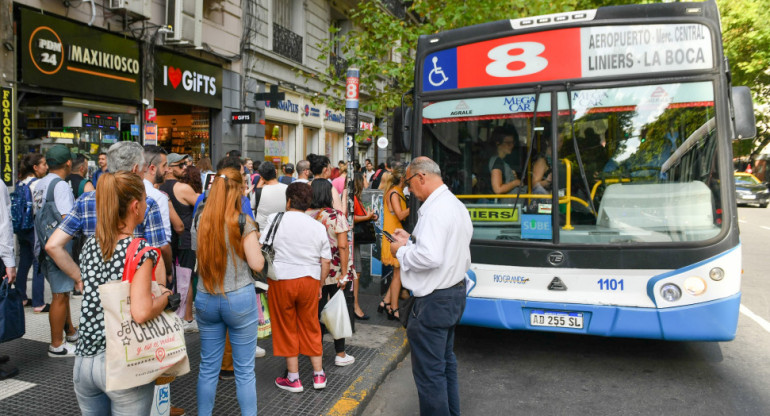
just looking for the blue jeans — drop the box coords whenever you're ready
[195,284,258,416]
[15,229,45,306]
[73,352,155,415]
[406,283,466,416]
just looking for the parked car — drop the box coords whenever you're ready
[735,172,770,208]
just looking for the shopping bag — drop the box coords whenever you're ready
[257,292,272,339]
[0,279,25,343]
[100,239,190,391]
[319,290,352,340]
[173,263,192,320]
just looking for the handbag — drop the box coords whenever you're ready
[354,221,376,245]
[319,290,353,339]
[0,279,25,343]
[99,238,190,391]
[397,295,415,329]
[260,212,284,281]
[238,213,269,291]
[257,292,272,339]
[353,196,376,244]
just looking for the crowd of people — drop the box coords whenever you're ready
[1,144,471,415]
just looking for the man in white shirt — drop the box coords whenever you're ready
[390,156,472,416]
[0,181,19,379]
[295,160,311,183]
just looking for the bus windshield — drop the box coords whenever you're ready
[421,81,721,244]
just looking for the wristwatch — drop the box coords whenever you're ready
[165,292,181,312]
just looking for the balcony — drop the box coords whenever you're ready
[330,55,348,78]
[273,23,303,63]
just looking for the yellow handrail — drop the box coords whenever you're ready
[589,178,631,202]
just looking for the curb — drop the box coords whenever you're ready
[324,327,409,416]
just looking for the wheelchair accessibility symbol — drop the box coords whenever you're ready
[428,56,449,87]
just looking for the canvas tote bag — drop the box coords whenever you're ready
[100,238,190,391]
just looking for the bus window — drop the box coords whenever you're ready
[421,93,554,242]
[555,81,721,243]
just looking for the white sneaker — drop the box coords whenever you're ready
[255,345,266,358]
[48,342,76,358]
[65,329,79,343]
[183,320,198,333]
[334,353,355,367]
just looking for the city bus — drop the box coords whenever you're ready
[400,0,756,341]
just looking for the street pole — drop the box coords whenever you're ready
[345,68,359,264]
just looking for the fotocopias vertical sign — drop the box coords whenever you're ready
[1,86,13,187]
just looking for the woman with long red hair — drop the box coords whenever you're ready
[194,168,264,415]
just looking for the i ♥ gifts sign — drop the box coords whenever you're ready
[155,49,222,108]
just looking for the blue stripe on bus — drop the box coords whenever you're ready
[460,292,741,341]
[645,245,739,306]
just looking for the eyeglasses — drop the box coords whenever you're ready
[502,140,515,145]
[404,173,420,188]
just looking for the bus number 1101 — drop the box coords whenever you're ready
[598,278,624,291]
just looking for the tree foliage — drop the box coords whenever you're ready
[718,0,770,158]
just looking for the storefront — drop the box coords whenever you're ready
[324,109,345,163]
[152,50,222,162]
[14,6,142,172]
[264,91,301,167]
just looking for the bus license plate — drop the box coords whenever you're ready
[530,310,584,329]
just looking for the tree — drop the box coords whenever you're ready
[718,0,770,158]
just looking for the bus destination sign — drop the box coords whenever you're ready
[422,24,713,92]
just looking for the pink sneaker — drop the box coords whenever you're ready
[275,376,303,392]
[313,373,327,390]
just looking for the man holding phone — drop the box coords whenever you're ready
[389,157,472,416]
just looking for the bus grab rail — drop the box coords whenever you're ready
[454,159,591,230]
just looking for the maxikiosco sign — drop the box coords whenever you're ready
[19,7,141,101]
[154,50,222,108]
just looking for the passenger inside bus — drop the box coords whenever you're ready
[488,126,523,195]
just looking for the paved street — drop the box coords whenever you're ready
[365,206,770,416]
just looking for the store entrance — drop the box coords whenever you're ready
[155,100,211,162]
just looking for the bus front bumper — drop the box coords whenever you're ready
[459,292,741,341]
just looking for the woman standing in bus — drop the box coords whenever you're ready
[488,126,523,195]
[379,162,410,320]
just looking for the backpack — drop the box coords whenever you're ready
[10,178,37,233]
[34,177,65,255]
[370,169,384,189]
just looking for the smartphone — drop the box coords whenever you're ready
[374,225,396,242]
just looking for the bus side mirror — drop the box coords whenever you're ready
[732,86,756,140]
[392,106,412,153]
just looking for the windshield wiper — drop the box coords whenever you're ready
[565,83,597,215]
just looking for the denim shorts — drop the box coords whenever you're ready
[43,257,75,294]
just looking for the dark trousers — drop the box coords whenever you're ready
[15,229,45,307]
[407,283,466,416]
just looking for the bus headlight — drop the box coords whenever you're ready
[709,267,725,281]
[660,283,682,302]
[684,277,707,296]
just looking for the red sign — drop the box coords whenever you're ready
[145,108,157,122]
[456,28,581,89]
[346,76,359,100]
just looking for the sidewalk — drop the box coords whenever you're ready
[0,292,409,416]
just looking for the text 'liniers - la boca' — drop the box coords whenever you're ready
[587,25,708,71]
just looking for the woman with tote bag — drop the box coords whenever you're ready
[73,172,173,415]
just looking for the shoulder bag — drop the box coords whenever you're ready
[99,238,190,391]
[260,212,284,281]
[353,196,376,245]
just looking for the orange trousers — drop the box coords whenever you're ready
[268,276,323,357]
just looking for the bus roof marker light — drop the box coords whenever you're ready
[685,8,702,14]
[709,267,725,281]
[660,283,682,302]
[429,38,439,44]
[684,277,707,296]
